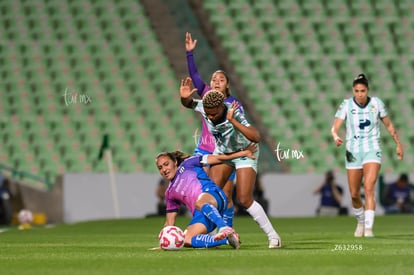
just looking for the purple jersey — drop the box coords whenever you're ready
[165,156,213,215]
[187,51,244,153]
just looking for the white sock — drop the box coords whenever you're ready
[365,210,375,229]
[352,207,365,224]
[246,201,279,240]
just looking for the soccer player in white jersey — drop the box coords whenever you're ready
[180,77,282,248]
[331,74,403,237]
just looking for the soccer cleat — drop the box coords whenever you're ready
[354,222,365,237]
[213,226,235,241]
[227,232,241,249]
[269,237,282,249]
[364,228,374,238]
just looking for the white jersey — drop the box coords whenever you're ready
[335,96,387,153]
[194,100,252,154]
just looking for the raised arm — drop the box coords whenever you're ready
[185,32,206,96]
[381,116,403,160]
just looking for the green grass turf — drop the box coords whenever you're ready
[0,215,413,275]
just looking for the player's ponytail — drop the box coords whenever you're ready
[353,73,369,88]
[170,151,191,166]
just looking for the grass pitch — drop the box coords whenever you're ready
[0,215,413,275]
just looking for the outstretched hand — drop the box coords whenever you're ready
[180,77,197,99]
[185,32,197,51]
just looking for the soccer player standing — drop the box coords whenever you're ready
[331,74,403,237]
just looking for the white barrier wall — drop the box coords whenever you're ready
[262,173,352,217]
[261,173,408,217]
[63,173,160,223]
[63,172,406,223]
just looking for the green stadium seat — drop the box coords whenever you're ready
[300,1,325,22]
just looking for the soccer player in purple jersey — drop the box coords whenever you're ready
[156,146,256,249]
[185,32,242,227]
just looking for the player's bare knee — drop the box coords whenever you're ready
[238,196,254,209]
[364,186,374,196]
[194,201,203,211]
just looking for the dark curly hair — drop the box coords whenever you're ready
[202,90,224,108]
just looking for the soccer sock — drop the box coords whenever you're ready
[201,203,227,229]
[222,206,234,227]
[246,200,279,240]
[191,234,228,248]
[352,207,365,223]
[364,210,375,229]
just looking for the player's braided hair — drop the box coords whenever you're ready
[202,90,224,108]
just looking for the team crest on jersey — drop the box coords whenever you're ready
[358,119,371,130]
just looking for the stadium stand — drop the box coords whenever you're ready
[200,0,414,173]
[0,0,413,190]
[0,0,200,188]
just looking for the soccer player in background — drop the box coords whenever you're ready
[180,78,282,248]
[331,73,403,237]
[156,145,256,249]
[185,32,242,228]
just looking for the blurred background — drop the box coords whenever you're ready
[0,0,413,223]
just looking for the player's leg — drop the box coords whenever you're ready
[362,162,381,237]
[195,193,227,230]
[347,168,364,236]
[235,167,281,248]
[208,163,234,188]
[184,222,227,248]
[208,163,235,227]
[221,177,235,227]
[195,189,240,248]
[346,150,366,237]
[185,211,237,249]
[198,183,241,248]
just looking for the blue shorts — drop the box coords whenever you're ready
[345,150,382,169]
[194,147,211,157]
[188,184,228,234]
[194,147,236,181]
[188,210,216,233]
